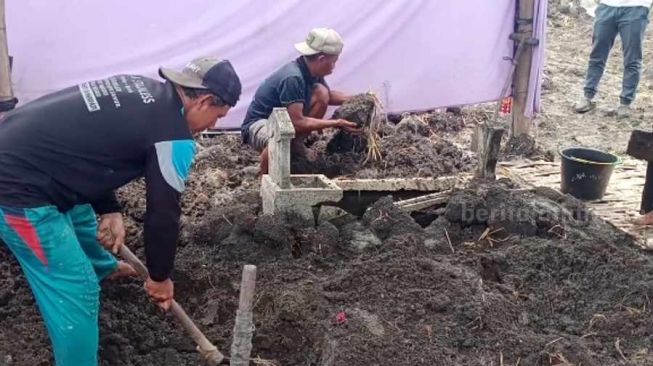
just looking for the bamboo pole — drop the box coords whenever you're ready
[511,0,536,137]
[0,0,15,110]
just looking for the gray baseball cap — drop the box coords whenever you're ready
[294,28,344,56]
[159,57,242,107]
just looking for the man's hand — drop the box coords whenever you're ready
[145,277,174,311]
[97,213,125,254]
[334,119,363,134]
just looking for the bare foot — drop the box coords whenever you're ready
[633,212,653,226]
[106,261,138,281]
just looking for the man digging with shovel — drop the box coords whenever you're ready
[241,27,361,174]
[0,57,241,366]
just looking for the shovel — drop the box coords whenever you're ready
[118,246,225,365]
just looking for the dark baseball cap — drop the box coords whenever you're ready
[159,57,242,107]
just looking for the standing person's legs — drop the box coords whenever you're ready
[0,205,100,366]
[66,204,119,280]
[576,4,619,112]
[618,6,649,106]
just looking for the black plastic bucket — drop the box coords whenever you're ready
[559,147,619,200]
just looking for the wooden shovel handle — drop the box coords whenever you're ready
[118,245,148,277]
[118,246,224,363]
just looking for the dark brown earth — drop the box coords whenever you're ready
[325,93,377,155]
[502,134,556,162]
[1,131,652,365]
[295,99,474,179]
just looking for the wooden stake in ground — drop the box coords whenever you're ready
[475,123,505,180]
[511,0,536,137]
[230,265,257,366]
[0,0,16,110]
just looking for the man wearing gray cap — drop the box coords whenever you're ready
[241,27,360,174]
[0,57,240,365]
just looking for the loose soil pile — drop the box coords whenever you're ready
[325,93,377,155]
[502,134,556,162]
[2,158,652,365]
[299,128,473,179]
[295,98,474,178]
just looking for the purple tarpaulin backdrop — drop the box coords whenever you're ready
[6,0,543,129]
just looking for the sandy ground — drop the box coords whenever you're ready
[537,2,653,154]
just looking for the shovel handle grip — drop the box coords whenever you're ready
[118,246,224,363]
[118,245,148,277]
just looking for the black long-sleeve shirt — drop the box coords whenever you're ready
[0,75,196,281]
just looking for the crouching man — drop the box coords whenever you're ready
[241,27,360,173]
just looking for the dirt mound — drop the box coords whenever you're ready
[131,181,653,365]
[502,134,556,162]
[356,131,473,178]
[3,167,653,365]
[326,93,377,154]
[118,135,260,246]
[421,111,467,133]
[294,129,474,178]
[295,104,475,178]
